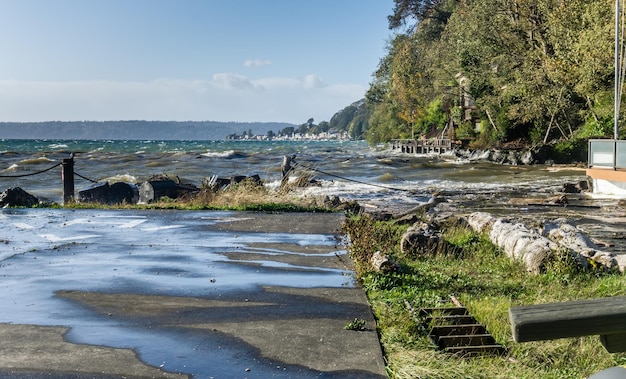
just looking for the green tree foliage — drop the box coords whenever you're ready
[365,0,621,147]
[329,99,371,139]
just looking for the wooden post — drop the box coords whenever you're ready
[62,155,75,204]
[281,155,293,183]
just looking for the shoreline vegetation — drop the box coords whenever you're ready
[343,208,626,379]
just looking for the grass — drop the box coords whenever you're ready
[343,214,626,379]
[63,178,337,212]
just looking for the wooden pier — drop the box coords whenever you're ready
[391,138,453,154]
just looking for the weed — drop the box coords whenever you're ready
[345,318,367,331]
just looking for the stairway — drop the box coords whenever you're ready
[418,306,506,356]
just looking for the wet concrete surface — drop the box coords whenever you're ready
[0,209,386,378]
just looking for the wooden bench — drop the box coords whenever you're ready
[509,296,626,352]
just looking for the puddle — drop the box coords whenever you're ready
[0,209,360,378]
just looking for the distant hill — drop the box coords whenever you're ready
[329,99,369,139]
[0,120,296,140]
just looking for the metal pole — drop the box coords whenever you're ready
[62,154,74,204]
[616,0,620,140]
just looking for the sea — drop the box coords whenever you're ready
[0,138,587,205]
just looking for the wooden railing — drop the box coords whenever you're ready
[390,138,453,154]
[509,296,626,353]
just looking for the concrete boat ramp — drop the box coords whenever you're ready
[0,209,386,378]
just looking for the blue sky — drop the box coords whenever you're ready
[0,0,394,124]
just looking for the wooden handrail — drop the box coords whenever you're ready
[509,296,626,352]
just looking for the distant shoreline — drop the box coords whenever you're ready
[0,120,296,141]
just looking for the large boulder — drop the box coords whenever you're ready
[0,187,39,207]
[400,222,460,257]
[78,182,139,205]
[139,178,198,204]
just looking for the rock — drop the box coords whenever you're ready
[78,182,139,205]
[370,251,401,273]
[366,211,393,221]
[562,181,589,193]
[562,183,580,193]
[139,178,199,203]
[394,213,421,226]
[400,222,458,257]
[615,255,626,273]
[323,195,342,208]
[0,187,39,207]
[577,180,590,192]
[520,150,534,165]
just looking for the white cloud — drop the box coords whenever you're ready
[302,74,325,89]
[212,73,263,91]
[244,59,272,67]
[0,76,366,123]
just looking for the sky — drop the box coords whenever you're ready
[0,0,395,124]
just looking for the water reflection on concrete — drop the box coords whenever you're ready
[0,209,381,378]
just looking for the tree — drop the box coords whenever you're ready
[316,121,330,133]
[280,126,295,136]
[364,0,618,146]
[388,0,456,33]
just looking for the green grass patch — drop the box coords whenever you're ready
[343,214,626,378]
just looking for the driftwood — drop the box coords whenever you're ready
[465,212,626,273]
[541,219,624,270]
[394,194,446,220]
[465,213,575,273]
[508,195,568,206]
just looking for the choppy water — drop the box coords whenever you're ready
[4,138,624,252]
[0,139,587,206]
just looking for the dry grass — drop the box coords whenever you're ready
[140,177,336,212]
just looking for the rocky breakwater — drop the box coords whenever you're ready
[451,143,574,165]
[453,148,536,165]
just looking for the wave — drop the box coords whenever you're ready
[201,150,248,159]
[19,157,55,165]
[2,164,19,172]
[102,174,138,184]
[48,143,69,149]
